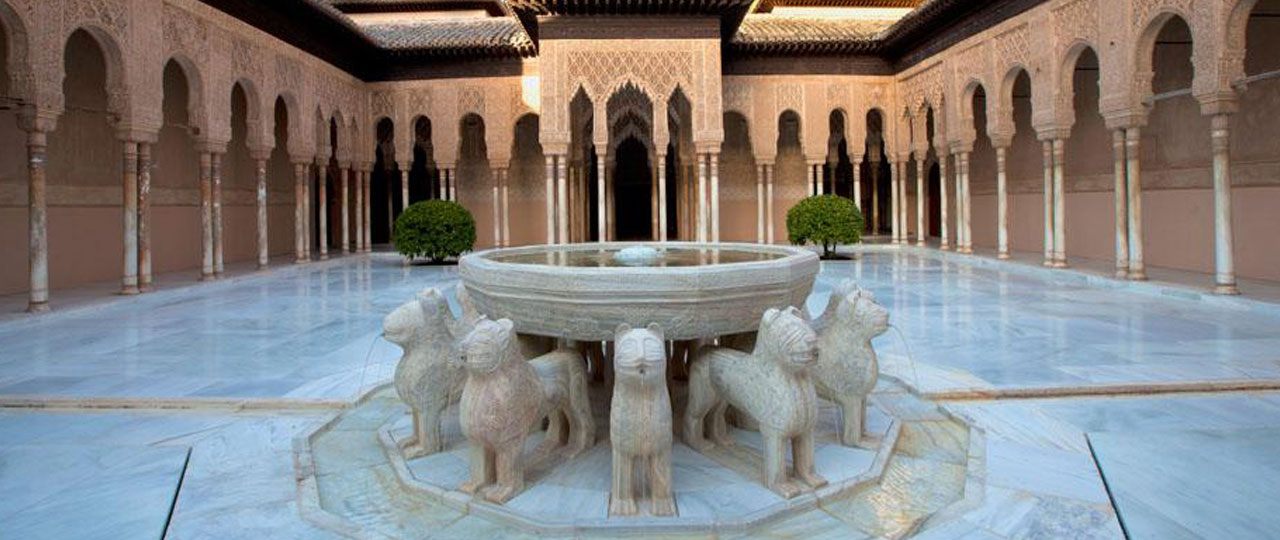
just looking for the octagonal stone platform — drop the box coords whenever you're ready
[296,378,987,539]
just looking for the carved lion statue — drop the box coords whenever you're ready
[683,306,828,499]
[813,279,889,447]
[457,317,594,504]
[609,323,676,517]
[384,288,465,459]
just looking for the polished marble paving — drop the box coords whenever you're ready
[1,250,1279,538]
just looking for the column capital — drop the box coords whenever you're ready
[1035,126,1072,142]
[1196,91,1239,117]
[543,142,569,156]
[115,121,160,144]
[989,133,1014,150]
[1102,109,1149,131]
[196,139,228,155]
[249,146,273,162]
[17,106,59,134]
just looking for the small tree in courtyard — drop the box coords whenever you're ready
[393,200,476,263]
[787,195,863,259]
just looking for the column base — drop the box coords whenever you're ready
[958,247,972,254]
[1214,283,1240,296]
[200,273,216,282]
[139,284,153,293]
[295,257,309,264]
[320,253,329,261]
[940,244,951,251]
[997,252,1011,260]
[27,301,50,313]
[1052,260,1068,269]
[1042,258,1054,267]
[915,240,925,247]
[1128,271,1148,281]
[120,286,140,296]
[258,264,269,271]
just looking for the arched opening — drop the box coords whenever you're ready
[1142,15,1212,274]
[826,110,852,198]
[47,29,122,290]
[224,82,257,264]
[268,97,294,256]
[721,111,756,242]
[510,113,544,246]
[1007,69,1041,253]
[0,16,27,294]
[776,110,804,238]
[153,59,200,274]
[371,117,396,245]
[968,85,996,248]
[667,88,692,240]
[1230,0,1280,282]
[457,113,491,245]
[409,116,435,203]
[1062,46,1112,263]
[612,137,653,240]
[862,109,890,234]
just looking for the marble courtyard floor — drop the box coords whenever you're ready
[1,249,1278,539]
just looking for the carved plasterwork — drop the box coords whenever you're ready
[776,83,803,114]
[994,24,1031,72]
[1053,0,1099,46]
[724,81,751,116]
[66,0,129,37]
[459,86,486,117]
[162,4,208,62]
[371,90,394,120]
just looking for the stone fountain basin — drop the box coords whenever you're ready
[458,242,820,341]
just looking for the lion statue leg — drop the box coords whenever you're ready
[483,435,526,504]
[709,401,735,447]
[681,359,717,452]
[649,450,676,516]
[840,396,867,448]
[609,449,638,516]
[762,427,803,499]
[793,432,828,489]
[460,444,495,495]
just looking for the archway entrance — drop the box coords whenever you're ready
[612,137,653,240]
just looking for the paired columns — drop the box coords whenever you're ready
[20,113,54,312]
[939,153,950,250]
[915,157,926,247]
[491,166,511,247]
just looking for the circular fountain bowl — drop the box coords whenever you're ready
[458,242,820,341]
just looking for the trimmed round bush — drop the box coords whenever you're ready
[393,200,476,263]
[786,195,864,259]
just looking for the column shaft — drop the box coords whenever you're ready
[200,152,214,278]
[961,152,973,253]
[1210,114,1237,294]
[1112,130,1128,277]
[1052,139,1067,267]
[121,141,139,294]
[400,169,409,211]
[697,154,707,242]
[916,158,925,246]
[710,153,720,242]
[597,153,606,242]
[658,155,668,242]
[1042,140,1055,265]
[340,168,350,253]
[1125,128,1146,280]
[354,169,364,252]
[996,146,1010,259]
[545,155,556,244]
[213,153,225,274]
[492,168,502,247]
[852,159,863,210]
[294,163,307,263]
[766,164,775,244]
[318,164,329,260]
[756,163,764,243]
[137,143,152,290]
[26,129,49,312]
[502,169,511,246]
[256,160,268,268]
[869,162,879,234]
[939,155,950,250]
[557,155,569,244]
[363,171,372,251]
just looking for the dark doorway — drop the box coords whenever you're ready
[612,137,653,240]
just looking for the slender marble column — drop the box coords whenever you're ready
[747,162,757,243]
[890,160,900,243]
[1210,114,1238,294]
[121,141,140,295]
[710,152,720,242]
[960,152,973,254]
[318,163,329,260]
[492,168,502,247]
[1052,139,1067,268]
[658,154,668,242]
[340,168,350,254]
[354,168,364,253]
[557,155,569,244]
[213,153,225,274]
[869,160,879,234]
[25,127,50,312]
[363,170,372,251]
[545,155,556,244]
[1125,128,1146,280]
[765,163,775,244]
[597,153,606,242]
[501,168,511,246]
[1112,130,1128,277]
[255,159,268,268]
[447,169,456,202]
[294,163,307,263]
[200,152,214,279]
[852,157,863,210]
[916,158,925,246]
[697,153,707,242]
[1042,140,1055,266]
[939,154,950,250]
[400,169,409,211]
[996,146,1010,259]
[137,142,153,290]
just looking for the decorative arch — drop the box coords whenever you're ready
[163,55,206,134]
[0,0,33,104]
[1132,10,1201,104]
[275,92,303,155]
[1224,0,1262,86]
[231,78,264,151]
[62,25,129,117]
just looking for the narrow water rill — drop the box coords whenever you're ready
[2,1,1280,539]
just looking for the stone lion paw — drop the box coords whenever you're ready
[798,471,828,489]
[610,496,639,516]
[651,497,677,517]
[482,484,517,504]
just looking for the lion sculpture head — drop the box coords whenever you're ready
[835,287,889,341]
[383,288,455,350]
[756,306,818,372]
[459,317,520,374]
[614,323,667,384]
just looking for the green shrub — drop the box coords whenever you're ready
[786,195,864,259]
[393,200,476,263]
